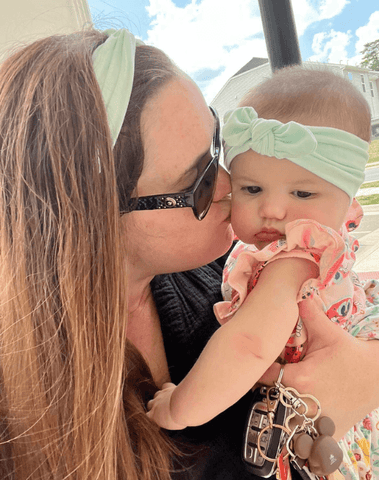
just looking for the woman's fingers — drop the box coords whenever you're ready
[298,295,346,350]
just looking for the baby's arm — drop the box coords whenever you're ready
[147,257,318,429]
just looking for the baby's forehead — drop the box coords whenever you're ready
[230,150,328,185]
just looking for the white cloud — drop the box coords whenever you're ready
[144,0,352,101]
[310,31,327,56]
[201,37,267,101]
[355,11,379,56]
[318,0,349,20]
[308,29,352,63]
[290,0,319,37]
[306,10,379,68]
[291,0,348,36]
[145,0,264,101]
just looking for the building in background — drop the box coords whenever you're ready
[211,59,379,139]
[0,0,92,62]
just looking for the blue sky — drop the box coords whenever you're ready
[88,0,379,102]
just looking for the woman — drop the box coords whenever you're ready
[0,28,377,479]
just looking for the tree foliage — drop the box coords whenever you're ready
[360,39,379,71]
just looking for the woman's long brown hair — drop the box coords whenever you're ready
[0,30,177,479]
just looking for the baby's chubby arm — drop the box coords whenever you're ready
[147,257,318,429]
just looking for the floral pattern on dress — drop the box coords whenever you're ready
[214,199,379,479]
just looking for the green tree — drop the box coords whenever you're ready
[360,39,379,71]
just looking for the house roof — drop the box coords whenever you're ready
[232,57,269,77]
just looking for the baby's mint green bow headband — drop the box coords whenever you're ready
[223,107,369,200]
[93,28,144,147]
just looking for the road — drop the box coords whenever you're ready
[354,204,379,240]
[364,166,379,183]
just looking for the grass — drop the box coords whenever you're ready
[360,180,379,189]
[357,181,379,206]
[357,143,379,204]
[369,139,379,164]
[356,194,379,205]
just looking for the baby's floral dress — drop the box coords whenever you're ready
[214,199,379,480]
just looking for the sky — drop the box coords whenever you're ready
[88,0,379,102]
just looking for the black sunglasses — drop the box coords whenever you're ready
[127,106,220,221]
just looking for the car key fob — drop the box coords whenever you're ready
[242,386,290,478]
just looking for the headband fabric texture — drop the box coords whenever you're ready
[93,28,144,147]
[223,107,369,200]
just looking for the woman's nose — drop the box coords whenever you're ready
[213,166,231,202]
[258,195,286,220]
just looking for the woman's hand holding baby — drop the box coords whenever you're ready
[260,295,379,440]
[147,383,187,430]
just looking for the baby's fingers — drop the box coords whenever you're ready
[161,382,176,390]
[146,383,177,411]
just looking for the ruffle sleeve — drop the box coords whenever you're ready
[214,219,353,325]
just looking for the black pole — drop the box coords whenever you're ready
[258,0,302,72]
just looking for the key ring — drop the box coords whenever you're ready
[257,423,291,462]
[283,390,321,432]
[275,367,321,427]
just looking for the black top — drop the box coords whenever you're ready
[151,256,302,480]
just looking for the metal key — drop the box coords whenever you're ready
[242,384,291,477]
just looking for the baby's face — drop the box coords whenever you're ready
[230,150,350,249]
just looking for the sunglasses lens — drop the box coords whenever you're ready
[193,158,218,220]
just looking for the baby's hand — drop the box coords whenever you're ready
[146,382,186,430]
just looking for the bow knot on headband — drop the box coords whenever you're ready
[224,108,318,160]
[223,107,369,200]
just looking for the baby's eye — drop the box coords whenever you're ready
[244,186,261,195]
[293,190,313,199]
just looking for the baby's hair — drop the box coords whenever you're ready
[241,66,371,142]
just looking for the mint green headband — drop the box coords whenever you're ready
[93,29,144,147]
[223,107,369,200]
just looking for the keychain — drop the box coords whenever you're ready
[243,367,344,479]
[273,369,344,478]
[288,416,343,476]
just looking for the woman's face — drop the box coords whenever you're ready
[124,75,233,278]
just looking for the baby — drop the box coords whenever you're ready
[147,67,379,480]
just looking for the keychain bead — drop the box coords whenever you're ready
[308,434,344,476]
[293,432,313,459]
[314,415,336,436]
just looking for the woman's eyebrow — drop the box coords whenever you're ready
[183,148,210,176]
[169,150,209,190]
